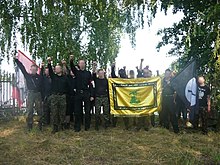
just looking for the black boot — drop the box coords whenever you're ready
[112,117,117,127]
[95,122,99,131]
[74,121,81,132]
[52,125,58,134]
[174,127,180,134]
[74,128,81,132]
[27,124,33,131]
[38,122,43,131]
[95,117,101,131]
[104,121,110,129]
[144,127,149,131]
[61,123,65,131]
[85,127,90,131]
[65,123,70,129]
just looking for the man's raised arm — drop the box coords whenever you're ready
[70,55,78,74]
[111,62,117,78]
[47,57,55,79]
[139,59,144,71]
[14,56,29,78]
[92,61,97,80]
[40,62,45,77]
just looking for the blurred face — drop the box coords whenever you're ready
[98,70,105,79]
[143,69,151,78]
[130,74,135,79]
[165,70,171,79]
[78,60,85,70]
[119,69,126,78]
[45,68,49,76]
[130,71,135,78]
[198,76,205,85]
[30,65,38,74]
[55,65,62,74]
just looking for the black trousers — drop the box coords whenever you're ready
[66,95,75,122]
[43,96,51,125]
[161,96,179,133]
[194,107,208,134]
[74,91,91,131]
[151,114,155,127]
[176,101,187,120]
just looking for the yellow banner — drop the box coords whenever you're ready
[108,77,162,117]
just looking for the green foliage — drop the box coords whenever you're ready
[153,0,220,100]
[1,0,219,74]
[155,1,220,73]
[0,0,147,68]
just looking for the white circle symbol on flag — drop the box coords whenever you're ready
[185,78,197,106]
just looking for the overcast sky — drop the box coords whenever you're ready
[116,8,184,75]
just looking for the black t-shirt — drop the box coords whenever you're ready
[67,75,76,96]
[48,63,69,94]
[198,85,210,107]
[40,67,52,99]
[95,78,108,97]
[162,78,175,96]
[92,73,108,97]
[42,76,52,98]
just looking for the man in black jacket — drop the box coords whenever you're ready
[14,56,43,131]
[92,61,110,130]
[161,69,179,133]
[47,57,69,133]
[70,55,93,132]
[66,69,76,129]
[40,62,52,125]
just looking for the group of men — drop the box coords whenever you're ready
[14,55,211,135]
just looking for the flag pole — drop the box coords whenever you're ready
[190,59,198,125]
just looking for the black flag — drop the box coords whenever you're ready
[171,60,197,109]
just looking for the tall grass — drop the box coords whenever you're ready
[0,117,220,165]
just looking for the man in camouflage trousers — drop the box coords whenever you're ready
[195,76,211,135]
[50,94,66,130]
[92,61,110,130]
[47,57,69,133]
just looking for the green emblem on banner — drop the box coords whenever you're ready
[129,90,140,104]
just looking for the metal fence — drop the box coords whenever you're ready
[0,71,17,117]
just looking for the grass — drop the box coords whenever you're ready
[0,117,220,165]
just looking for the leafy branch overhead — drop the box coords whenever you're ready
[156,1,220,73]
[0,0,148,68]
[0,0,219,72]
[153,0,219,102]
